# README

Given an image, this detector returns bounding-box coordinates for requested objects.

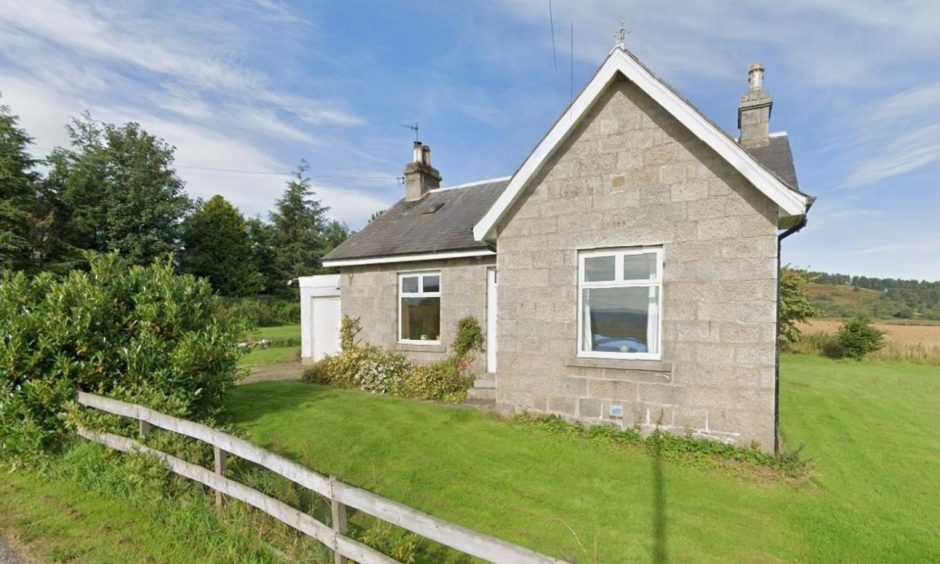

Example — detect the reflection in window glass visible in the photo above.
[581,287,658,354]
[584,255,616,282]
[423,275,440,293]
[400,297,441,342]
[623,253,657,281]
[401,276,419,293]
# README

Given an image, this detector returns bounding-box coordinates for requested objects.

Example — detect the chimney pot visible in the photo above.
[748,63,765,91]
[738,63,773,149]
[403,142,441,201]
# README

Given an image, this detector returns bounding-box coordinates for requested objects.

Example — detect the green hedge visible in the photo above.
[0,253,244,464]
[221,297,300,327]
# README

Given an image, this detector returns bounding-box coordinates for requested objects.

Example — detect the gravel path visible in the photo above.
[239,361,305,385]
[0,537,23,564]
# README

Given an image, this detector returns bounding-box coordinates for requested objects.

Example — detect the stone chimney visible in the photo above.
[404,141,441,201]
[737,63,773,149]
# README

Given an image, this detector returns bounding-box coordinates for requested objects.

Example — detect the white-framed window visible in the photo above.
[578,247,663,360]
[398,272,441,344]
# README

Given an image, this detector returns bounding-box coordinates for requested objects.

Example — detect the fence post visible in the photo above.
[214,446,227,509]
[329,475,348,564]
[139,420,151,437]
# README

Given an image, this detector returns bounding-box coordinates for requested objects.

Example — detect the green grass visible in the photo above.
[225,355,940,562]
[238,324,301,367]
[4,355,936,562]
[0,443,329,563]
[238,345,299,367]
[251,324,302,345]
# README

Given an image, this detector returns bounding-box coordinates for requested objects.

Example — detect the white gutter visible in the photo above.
[322,249,495,268]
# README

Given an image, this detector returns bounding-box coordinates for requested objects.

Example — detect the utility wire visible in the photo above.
[548,0,557,71]
[0,147,397,181]
[570,21,574,102]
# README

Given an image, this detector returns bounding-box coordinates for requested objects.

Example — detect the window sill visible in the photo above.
[395,343,446,353]
[566,356,673,373]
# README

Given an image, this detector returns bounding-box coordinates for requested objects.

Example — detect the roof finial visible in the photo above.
[613,18,629,50]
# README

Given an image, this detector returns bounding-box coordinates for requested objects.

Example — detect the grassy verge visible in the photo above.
[225,355,940,562]
[0,442,329,563]
[239,324,301,367]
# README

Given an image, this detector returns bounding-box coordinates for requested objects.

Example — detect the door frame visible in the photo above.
[486,267,498,373]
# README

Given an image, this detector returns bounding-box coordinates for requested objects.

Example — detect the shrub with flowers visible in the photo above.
[303,315,483,402]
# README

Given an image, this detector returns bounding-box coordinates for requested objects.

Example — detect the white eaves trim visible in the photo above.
[321,249,495,268]
[473,48,811,241]
[428,176,512,193]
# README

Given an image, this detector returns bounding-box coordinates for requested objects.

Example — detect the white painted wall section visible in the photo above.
[299,275,341,362]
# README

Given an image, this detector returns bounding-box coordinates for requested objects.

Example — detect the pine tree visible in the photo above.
[269,162,330,285]
[180,195,261,296]
[0,102,41,271]
[246,217,278,294]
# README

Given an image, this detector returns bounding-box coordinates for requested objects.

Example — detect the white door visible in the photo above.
[486,268,498,373]
[312,296,341,361]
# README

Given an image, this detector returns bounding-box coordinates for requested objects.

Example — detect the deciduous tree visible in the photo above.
[46,115,191,266]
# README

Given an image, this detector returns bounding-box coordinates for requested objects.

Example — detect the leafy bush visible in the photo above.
[452,316,484,358]
[304,315,477,402]
[837,316,885,359]
[399,358,469,402]
[221,297,300,327]
[821,336,849,359]
[0,253,244,464]
[779,267,815,343]
[352,350,411,395]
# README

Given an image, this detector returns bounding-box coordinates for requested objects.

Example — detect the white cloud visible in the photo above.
[0,0,390,226]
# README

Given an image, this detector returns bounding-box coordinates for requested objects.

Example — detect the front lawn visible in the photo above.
[226,355,940,562]
[239,324,300,367]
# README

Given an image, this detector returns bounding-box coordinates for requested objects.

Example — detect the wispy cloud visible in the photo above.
[0,0,386,225]
[853,239,940,257]
[844,123,940,187]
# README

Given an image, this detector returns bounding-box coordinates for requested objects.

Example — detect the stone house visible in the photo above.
[317,46,813,451]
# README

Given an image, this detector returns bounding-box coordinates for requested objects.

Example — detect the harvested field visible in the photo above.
[799,319,940,347]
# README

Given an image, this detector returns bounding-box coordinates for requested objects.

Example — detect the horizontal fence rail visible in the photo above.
[76,392,565,564]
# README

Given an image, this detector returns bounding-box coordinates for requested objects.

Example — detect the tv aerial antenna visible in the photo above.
[400,122,419,142]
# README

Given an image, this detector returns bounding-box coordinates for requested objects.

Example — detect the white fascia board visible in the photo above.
[473,49,810,241]
[428,176,513,193]
[321,249,495,268]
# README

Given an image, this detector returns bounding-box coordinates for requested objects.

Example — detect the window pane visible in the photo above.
[582,286,658,354]
[401,276,419,293]
[584,255,616,282]
[422,275,440,293]
[401,297,441,341]
[623,253,658,281]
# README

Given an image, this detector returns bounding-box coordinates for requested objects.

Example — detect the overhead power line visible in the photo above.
[0,147,397,181]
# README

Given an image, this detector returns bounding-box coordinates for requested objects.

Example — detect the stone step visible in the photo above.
[462,397,496,413]
[473,378,496,389]
[466,387,496,401]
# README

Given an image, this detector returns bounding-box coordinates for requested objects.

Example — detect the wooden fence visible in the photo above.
[75,392,566,564]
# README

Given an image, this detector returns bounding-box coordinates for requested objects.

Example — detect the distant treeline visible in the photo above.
[808,271,940,321]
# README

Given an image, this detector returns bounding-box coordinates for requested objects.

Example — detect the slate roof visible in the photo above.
[324,139,801,263]
[323,179,508,262]
[325,48,805,263]
[744,134,800,189]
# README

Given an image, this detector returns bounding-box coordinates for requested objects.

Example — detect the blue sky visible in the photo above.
[1,1,938,280]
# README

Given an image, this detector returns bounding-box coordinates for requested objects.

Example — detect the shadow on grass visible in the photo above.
[224,381,335,425]
[652,434,668,563]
